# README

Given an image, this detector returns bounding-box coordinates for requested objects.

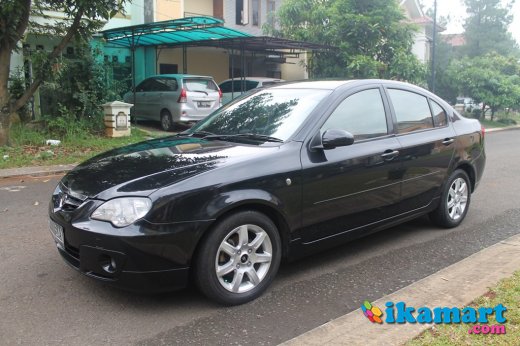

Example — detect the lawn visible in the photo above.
[0,125,165,169]
[407,270,520,346]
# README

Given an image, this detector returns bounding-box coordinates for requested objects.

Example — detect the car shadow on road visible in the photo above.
[83,215,443,310]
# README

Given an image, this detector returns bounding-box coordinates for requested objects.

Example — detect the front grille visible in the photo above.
[54,183,87,212]
[60,194,83,212]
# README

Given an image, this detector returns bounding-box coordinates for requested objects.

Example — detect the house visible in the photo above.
[11,0,438,118]
[400,0,444,64]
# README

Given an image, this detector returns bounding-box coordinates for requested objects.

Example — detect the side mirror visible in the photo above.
[311,129,354,150]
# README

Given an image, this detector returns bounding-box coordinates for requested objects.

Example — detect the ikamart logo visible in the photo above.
[361,301,507,335]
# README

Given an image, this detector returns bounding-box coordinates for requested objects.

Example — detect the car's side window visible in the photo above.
[156,78,178,91]
[430,99,448,127]
[322,89,388,140]
[388,89,434,134]
[219,81,232,93]
[136,80,151,92]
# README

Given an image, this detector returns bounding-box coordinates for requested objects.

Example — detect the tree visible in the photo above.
[463,0,519,57]
[446,53,520,118]
[267,0,425,83]
[0,0,127,146]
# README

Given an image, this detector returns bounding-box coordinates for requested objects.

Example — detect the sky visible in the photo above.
[420,0,520,44]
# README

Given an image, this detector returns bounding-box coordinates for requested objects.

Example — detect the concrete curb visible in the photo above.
[485,124,520,132]
[281,233,520,346]
[0,164,77,179]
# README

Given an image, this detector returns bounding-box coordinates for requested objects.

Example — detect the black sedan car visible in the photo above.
[49,80,485,305]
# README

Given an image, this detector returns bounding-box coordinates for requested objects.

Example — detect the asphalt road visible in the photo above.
[1,129,519,345]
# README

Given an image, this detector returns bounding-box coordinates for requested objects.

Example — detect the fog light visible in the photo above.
[99,255,117,274]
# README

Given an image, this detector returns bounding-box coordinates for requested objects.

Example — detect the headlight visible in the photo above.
[91,197,152,227]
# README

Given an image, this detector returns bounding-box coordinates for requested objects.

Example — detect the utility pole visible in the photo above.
[431,0,438,93]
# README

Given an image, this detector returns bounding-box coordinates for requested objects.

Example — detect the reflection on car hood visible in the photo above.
[61,136,275,199]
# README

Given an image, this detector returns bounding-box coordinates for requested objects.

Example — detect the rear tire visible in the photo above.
[429,169,471,228]
[195,211,281,305]
[160,110,173,131]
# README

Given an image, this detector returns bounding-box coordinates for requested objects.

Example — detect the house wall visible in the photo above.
[412,31,430,64]
[184,0,214,16]
[156,0,183,20]
[280,55,308,81]
[157,47,229,83]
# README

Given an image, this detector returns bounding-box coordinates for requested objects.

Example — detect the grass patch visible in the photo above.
[0,124,164,169]
[408,270,520,346]
[479,119,509,129]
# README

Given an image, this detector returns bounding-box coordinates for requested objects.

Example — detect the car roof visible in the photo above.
[148,74,215,80]
[269,79,430,92]
[219,77,284,84]
[269,80,355,90]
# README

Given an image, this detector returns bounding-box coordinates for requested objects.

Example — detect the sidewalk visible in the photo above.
[281,233,520,346]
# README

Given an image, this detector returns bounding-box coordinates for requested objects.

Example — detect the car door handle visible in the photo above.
[381,150,400,161]
[442,138,455,146]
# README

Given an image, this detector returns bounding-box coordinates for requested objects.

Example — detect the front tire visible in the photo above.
[430,169,471,228]
[195,211,281,305]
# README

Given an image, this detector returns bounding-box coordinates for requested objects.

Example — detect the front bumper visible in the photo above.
[49,192,213,293]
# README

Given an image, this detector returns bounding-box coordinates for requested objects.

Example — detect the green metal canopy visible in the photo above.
[101,16,253,48]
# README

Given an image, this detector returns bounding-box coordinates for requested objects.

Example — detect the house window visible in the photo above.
[252,0,260,26]
[236,0,249,25]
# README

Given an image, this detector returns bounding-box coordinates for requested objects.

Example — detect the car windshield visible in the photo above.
[186,88,331,142]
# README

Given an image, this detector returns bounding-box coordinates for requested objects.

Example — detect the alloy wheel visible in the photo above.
[215,224,273,294]
[447,177,468,221]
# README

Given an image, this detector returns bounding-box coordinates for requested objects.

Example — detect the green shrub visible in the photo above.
[497,118,517,125]
[472,108,482,119]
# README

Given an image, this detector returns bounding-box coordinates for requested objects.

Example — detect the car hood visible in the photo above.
[61,136,277,200]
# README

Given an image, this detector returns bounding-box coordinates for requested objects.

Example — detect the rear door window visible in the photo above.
[388,89,434,134]
[156,78,178,91]
[430,99,448,127]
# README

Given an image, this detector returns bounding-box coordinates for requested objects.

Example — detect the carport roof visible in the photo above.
[100,16,334,52]
[101,17,253,48]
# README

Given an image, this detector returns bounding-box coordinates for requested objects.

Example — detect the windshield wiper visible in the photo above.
[203,133,284,143]
[188,130,215,138]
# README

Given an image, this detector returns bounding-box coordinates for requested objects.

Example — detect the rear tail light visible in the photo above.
[481,124,485,140]
[218,87,222,100]
[177,88,187,103]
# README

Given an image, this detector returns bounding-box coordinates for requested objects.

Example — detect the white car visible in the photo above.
[219,77,284,105]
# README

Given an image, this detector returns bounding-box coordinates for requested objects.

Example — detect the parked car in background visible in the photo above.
[219,77,284,105]
[123,74,222,131]
[455,97,477,113]
[50,80,485,305]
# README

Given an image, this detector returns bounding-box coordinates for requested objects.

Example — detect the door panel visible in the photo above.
[385,88,456,212]
[396,126,456,212]
[298,87,403,243]
[300,137,403,243]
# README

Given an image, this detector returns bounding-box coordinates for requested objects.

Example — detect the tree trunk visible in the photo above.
[491,107,496,121]
[0,41,12,147]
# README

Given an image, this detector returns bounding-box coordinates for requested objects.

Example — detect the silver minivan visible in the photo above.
[124,74,222,130]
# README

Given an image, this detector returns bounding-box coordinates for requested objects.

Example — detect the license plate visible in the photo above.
[49,219,64,249]
[197,101,210,108]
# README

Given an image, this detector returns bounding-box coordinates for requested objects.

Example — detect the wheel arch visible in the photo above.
[194,200,292,262]
[454,162,476,192]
